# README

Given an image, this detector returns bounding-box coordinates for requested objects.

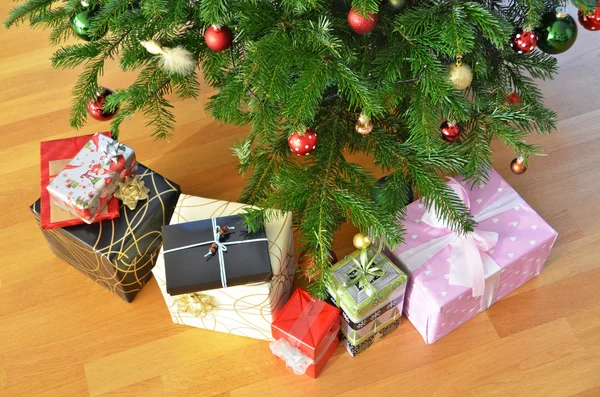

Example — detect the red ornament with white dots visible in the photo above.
[288,129,318,156]
[347,7,378,34]
[578,7,600,31]
[510,28,537,54]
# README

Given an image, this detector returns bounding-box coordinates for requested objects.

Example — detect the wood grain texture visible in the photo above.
[1,4,599,396]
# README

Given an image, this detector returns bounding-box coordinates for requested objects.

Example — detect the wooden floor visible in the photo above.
[2,6,600,397]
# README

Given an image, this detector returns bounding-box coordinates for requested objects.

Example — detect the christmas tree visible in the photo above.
[5,0,596,297]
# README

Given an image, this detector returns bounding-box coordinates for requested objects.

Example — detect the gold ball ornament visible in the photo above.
[447,61,473,90]
[510,157,527,174]
[355,114,373,135]
[353,233,372,250]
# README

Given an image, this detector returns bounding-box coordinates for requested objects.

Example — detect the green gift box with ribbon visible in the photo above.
[326,246,407,321]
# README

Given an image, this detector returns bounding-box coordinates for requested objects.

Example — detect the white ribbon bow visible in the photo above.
[269,338,314,376]
[398,178,524,309]
[163,217,269,289]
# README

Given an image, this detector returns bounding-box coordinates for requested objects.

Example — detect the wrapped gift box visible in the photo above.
[152,194,295,340]
[338,294,404,332]
[162,215,272,295]
[270,289,340,378]
[327,247,407,356]
[326,247,407,321]
[340,316,401,357]
[47,132,136,223]
[40,133,121,229]
[31,164,180,302]
[340,298,403,346]
[389,170,558,344]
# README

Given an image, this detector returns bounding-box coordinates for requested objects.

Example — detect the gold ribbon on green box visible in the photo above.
[342,245,387,297]
[327,237,407,319]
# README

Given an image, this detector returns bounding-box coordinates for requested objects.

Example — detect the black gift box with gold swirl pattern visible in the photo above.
[30,164,181,302]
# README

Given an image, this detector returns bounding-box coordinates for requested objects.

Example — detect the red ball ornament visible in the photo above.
[87,87,117,122]
[440,121,461,142]
[299,250,338,282]
[510,28,537,54]
[578,7,600,31]
[506,91,522,106]
[204,25,233,52]
[347,7,378,34]
[288,129,318,156]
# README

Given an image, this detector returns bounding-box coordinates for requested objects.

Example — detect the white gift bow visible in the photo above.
[269,338,314,375]
[163,217,269,288]
[397,178,524,308]
[269,327,339,376]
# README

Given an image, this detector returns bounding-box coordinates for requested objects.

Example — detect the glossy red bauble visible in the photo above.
[205,25,233,52]
[348,7,378,34]
[578,7,600,31]
[288,129,318,156]
[507,91,521,105]
[440,121,461,142]
[510,28,537,54]
[87,87,117,121]
[299,250,338,281]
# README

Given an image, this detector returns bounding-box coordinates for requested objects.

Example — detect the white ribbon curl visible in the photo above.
[397,178,524,310]
[270,326,339,375]
[269,338,314,375]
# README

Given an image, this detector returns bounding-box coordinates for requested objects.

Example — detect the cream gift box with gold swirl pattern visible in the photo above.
[152,194,295,340]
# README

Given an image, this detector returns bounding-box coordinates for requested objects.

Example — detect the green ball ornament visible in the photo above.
[535,7,578,54]
[71,7,106,41]
[389,0,407,11]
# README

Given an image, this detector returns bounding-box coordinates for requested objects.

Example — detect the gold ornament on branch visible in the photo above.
[355,113,374,135]
[114,175,150,210]
[447,58,473,90]
[353,233,372,250]
[510,156,527,174]
[175,293,215,318]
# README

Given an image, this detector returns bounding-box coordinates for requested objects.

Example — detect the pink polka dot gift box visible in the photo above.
[388,170,558,344]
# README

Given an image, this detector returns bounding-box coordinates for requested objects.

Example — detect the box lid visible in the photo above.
[326,247,407,320]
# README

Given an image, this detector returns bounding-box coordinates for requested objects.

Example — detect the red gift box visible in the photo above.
[40,132,120,230]
[270,288,340,378]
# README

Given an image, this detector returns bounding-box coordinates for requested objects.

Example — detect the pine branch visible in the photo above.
[4,0,55,28]
[69,31,129,129]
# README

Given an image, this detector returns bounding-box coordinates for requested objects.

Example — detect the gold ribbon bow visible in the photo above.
[175,293,215,318]
[114,175,150,210]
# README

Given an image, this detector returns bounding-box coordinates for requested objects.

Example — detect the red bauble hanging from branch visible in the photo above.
[288,129,318,156]
[205,25,233,52]
[578,6,600,31]
[87,87,118,121]
[507,91,521,105]
[510,28,537,54]
[440,121,461,142]
[347,7,378,34]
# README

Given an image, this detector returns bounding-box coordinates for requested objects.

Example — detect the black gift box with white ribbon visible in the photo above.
[162,214,272,295]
